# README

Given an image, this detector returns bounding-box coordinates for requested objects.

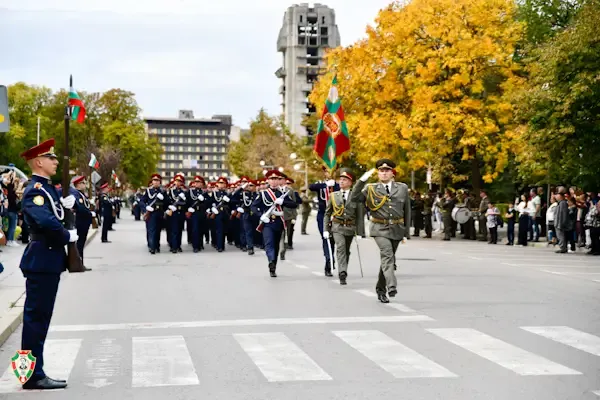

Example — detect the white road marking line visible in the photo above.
[132,336,199,387]
[428,328,581,376]
[354,290,417,313]
[521,326,600,357]
[468,256,482,260]
[234,332,332,382]
[311,271,323,277]
[592,390,600,397]
[294,264,309,269]
[441,251,453,255]
[0,339,82,393]
[50,315,435,332]
[539,269,570,276]
[332,279,340,284]
[84,338,121,388]
[333,330,456,378]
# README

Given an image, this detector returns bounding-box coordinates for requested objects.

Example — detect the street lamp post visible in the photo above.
[290,153,308,187]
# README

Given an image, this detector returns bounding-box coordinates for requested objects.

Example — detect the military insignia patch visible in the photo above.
[11,350,36,384]
[79,198,83,203]
[33,182,42,190]
[33,195,44,206]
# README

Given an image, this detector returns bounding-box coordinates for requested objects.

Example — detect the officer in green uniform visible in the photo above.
[439,189,455,241]
[324,168,365,285]
[300,188,311,235]
[351,159,411,303]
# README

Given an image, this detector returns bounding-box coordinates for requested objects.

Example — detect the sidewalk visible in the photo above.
[0,228,98,346]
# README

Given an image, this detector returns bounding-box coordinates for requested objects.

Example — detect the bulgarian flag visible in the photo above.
[313,76,351,172]
[88,153,99,169]
[112,170,120,187]
[68,75,86,124]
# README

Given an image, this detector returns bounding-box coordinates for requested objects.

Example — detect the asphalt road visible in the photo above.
[0,214,598,399]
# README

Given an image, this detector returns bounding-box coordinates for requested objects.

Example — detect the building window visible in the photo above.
[170,129,175,134]
[299,15,303,23]
[322,16,325,23]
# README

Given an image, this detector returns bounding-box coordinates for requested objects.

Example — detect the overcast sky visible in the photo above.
[0,0,391,128]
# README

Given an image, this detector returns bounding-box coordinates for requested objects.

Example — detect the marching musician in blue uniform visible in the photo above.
[70,175,93,271]
[132,188,143,221]
[309,167,340,276]
[18,138,77,390]
[233,178,257,255]
[252,169,299,277]
[99,182,113,243]
[143,173,165,254]
[186,176,208,253]
[211,177,231,252]
[165,174,187,253]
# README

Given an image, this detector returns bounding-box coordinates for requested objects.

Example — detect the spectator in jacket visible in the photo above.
[554,186,573,254]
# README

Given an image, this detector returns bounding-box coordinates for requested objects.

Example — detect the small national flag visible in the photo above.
[88,153,99,169]
[111,170,120,187]
[68,77,86,124]
[313,76,351,172]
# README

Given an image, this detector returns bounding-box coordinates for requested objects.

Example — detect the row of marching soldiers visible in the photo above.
[131,172,303,258]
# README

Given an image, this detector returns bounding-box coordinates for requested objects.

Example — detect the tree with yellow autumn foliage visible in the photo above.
[310,0,523,191]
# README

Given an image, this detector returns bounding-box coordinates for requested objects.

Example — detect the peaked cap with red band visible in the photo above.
[20,138,57,161]
[265,169,285,179]
[217,177,228,185]
[151,173,162,180]
[72,175,86,185]
[339,168,355,181]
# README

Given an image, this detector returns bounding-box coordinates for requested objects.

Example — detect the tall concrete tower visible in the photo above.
[276,3,341,138]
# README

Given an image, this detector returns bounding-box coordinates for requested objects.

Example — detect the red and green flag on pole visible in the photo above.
[313,76,351,172]
[68,76,86,124]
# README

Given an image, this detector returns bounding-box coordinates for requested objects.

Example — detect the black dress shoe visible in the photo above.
[47,376,66,383]
[339,273,347,285]
[150,249,156,254]
[377,293,389,303]
[280,253,286,260]
[22,377,67,390]
[388,287,397,297]
[248,249,254,255]
[324,269,333,277]
[268,261,277,277]
[83,266,92,271]
[177,248,182,253]
[101,240,112,243]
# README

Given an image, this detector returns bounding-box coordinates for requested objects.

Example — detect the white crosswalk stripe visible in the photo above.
[0,338,82,393]
[521,326,600,357]
[131,335,199,387]
[233,332,332,382]
[333,330,456,378]
[0,325,596,393]
[428,328,582,376]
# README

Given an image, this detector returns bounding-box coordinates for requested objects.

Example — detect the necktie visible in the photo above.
[385,185,390,195]
[343,191,346,205]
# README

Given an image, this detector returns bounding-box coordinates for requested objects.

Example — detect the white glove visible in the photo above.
[402,237,407,244]
[169,205,177,211]
[274,197,284,205]
[68,229,78,243]
[272,210,283,216]
[323,231,330,240]
[237,207,244,214]
[223,195,230,202]
[211,207,219,214]
[199,195,204,201]
[326,179,335,187]
[146,205,154,212]
[188,207,195,213]
[179,193,186,200]
[242,182,249,189]
[231,210,236,215]
[133,201,138,206]
[260,214,270,224]
[60,195,76,209]
[91,211,96,217]
[359,168,377,182]
[157,193,164,200]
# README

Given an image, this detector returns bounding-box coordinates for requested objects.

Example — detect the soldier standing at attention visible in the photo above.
[351,159,411,303]
[324,168,365,285]
[422,190,434,238]
[309,167,340,275]
[70,175,93,271]
[438,189,455,241]
[478,189,490,241]
[18,138,77,390]
[300,188,311,235]
[99,182,113,243]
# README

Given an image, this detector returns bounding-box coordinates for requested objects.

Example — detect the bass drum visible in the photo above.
[452,207,471,224]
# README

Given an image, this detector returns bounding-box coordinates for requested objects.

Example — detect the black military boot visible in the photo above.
[248,248,254,255]
[377,292,389,303]
[388,287,397,297]
[324,261,333,277]
[339,271,347,285]
[269,261,277,278]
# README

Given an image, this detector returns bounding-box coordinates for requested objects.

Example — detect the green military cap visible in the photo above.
[375,158,396,170]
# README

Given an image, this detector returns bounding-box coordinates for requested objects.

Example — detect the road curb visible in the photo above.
[0,228,98,347]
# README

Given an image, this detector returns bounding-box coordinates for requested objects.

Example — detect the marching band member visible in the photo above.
[279,177,302,260]
[143,174,166,254]
[211,177,231,252]
[70,175,93,271]
[186,176,208,253]
[166,174,187,253]
[324,168,365,285]
[252,169,298,277]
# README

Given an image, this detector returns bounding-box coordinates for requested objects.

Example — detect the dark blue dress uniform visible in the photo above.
[252,171,298,277]
[211,176,231,252]
[235,187,257,254]
[18,138,70,390]
[69,177,92,263]
[186,178,209,252]
[166,177,187,253]
[132,191,143,221]
[142,175,166,254]
[99,183,113,243]
[309,180,339,268]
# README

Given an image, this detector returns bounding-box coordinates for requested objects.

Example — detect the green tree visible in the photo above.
[514,0,600,188]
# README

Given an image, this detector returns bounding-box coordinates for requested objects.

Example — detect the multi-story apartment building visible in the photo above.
[145,110,232,181]
[276,3,341,138]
